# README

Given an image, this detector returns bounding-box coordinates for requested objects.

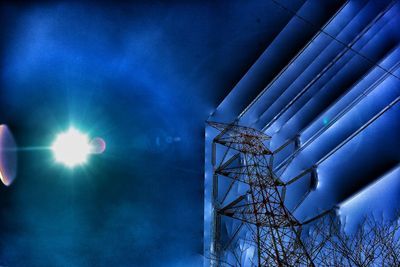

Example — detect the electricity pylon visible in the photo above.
[209,121,328,266]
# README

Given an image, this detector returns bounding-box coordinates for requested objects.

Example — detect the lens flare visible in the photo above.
[51,128,91,168]
[0,125,17,186]
[90,137,106,154]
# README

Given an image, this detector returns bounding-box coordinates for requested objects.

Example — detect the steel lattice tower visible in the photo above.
[209,121,330,266]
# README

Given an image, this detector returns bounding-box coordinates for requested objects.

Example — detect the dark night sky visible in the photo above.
[0,1,304,266]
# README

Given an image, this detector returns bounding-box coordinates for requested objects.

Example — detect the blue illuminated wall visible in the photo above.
[205,0,400,265]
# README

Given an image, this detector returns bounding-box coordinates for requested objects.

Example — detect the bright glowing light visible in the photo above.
[51,128,91,168]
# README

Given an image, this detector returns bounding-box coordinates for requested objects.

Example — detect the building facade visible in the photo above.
[204,0,400,265]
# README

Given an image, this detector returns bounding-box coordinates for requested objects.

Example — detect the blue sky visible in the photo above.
[0,1,300,266]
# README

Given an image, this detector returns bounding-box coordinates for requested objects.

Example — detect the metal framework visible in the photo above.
[209,121,329,266]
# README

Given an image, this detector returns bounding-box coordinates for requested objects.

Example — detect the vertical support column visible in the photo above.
[211,141,221,266]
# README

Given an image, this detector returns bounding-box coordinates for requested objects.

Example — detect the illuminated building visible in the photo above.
[204,0,400,265]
